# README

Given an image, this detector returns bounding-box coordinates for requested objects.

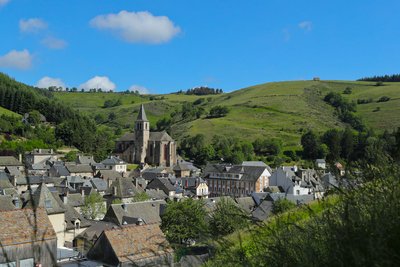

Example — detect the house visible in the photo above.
[269,167,312,196]
[321,172,339,190]
[203,161,272,198]
[315,159,326,170]
[87,223,174,266]
[22,183,67,247]
[27,162,51,176]
[65,163,94,177]
[14,175,56,194]
[115,104,177,167]
[0,156,24,170]
[49,164,70,178]
[95,169,123,187]
[76,155,97,165]
[63,204,91,248]
[140,166,172,181]
[106,177,144,204]
[25,148,58,166]
[0,208,57,266]
[103,200,166,226]
[65,175,85,191]
[176,177,208,199]
[173,159,200,178]
[101,155,127,173]
[74,220,118,255]
[146,177,179,199]
[89,177,109,194]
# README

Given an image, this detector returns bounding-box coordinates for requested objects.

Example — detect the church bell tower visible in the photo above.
[134,104,150,164]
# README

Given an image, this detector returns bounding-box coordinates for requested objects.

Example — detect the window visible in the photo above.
[164,144,168,160]
[45,199,52,208]
[296,190,300,195]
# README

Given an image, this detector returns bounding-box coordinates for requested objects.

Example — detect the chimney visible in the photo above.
[63,195,68,204]
[18,154,22,163]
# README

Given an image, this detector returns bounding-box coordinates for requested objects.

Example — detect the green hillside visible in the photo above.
[53,80,400,150]
[0,106,21,117]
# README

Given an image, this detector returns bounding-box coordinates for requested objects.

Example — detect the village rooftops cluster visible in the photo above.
[0,143,342,266]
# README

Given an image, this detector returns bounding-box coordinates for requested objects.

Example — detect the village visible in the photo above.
[0,105,344,267]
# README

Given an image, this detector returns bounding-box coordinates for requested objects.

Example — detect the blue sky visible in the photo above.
[0,0,399,93]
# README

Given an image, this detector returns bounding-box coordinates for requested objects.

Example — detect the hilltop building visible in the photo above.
[115,105,177,167]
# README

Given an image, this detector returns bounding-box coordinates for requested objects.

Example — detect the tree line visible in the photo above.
[358,73,400,82]
[176,86,223,95]
[0,73,114,160]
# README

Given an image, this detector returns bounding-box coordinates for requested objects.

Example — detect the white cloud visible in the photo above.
[0,49,32,70]
[79,76,116,91]
[298,21,312,32]
[129,84,149,94]
[19,18,47,33]
[41,36,67,49]
[36,76,65,89]
[90,10,181,44]
[0,0,10,7]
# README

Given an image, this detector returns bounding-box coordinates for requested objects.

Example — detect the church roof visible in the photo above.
[117,132,135,142]
[137,104,148,121]
[149,131,174,142]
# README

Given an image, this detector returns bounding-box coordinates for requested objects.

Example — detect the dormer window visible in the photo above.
[75,220,80,230]
[45,199,52,208]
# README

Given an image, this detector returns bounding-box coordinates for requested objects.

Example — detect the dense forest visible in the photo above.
[358,73,400,82]
[0,73,114,160]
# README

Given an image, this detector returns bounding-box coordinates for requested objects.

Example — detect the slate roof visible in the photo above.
[316,159,326,164]
[0,195,17,211]
[27,148,54,155]
[5,166,24,178]
[66,164,93,174]
[91,178,108,191]
[51,165,70,177]
[101,156,126,166]
[88,223,173,265]
[117,132,135,142]
[64,204,91,230]
[141,167,170,181]
[0,171,13,189]
[16,175,55,185]
[76,220,117,242]
[96,170,123,181]
[146,178,175,195]
[30,162,51,170]
[76,155,97,165]
[67,175,85,184]
[66,193,85,207]
[252,199,273,221]
[173,160,200,172]
[235,197,256,214]
[23,183,66,214]
[0,208,56,246]
[145,189,168,200]
[149,131,174,142]
[109,177,144,198]
[0,156,23,166]
[137,104,148,121]
[176,177,206,189]
[103,200,166,226]
[204,163,271,182]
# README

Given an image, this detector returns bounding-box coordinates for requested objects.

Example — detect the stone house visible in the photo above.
[101,155,127,173]
[203,161,272,198]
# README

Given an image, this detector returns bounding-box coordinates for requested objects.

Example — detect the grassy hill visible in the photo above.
[53,80,400,150]
[0,106,21,117]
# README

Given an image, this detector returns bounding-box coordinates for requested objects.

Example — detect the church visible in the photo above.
[115,104,177,167]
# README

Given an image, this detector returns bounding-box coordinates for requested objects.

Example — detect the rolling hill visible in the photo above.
[53,80,400,150]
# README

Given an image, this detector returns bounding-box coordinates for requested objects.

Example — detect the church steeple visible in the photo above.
[137,104,148,121]
[134,104,150,164]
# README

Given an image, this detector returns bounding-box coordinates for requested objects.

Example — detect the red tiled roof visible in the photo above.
[104,223,173,263]
[0,208,56,246]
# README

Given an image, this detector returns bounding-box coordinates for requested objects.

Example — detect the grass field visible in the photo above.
[0,106,21,117]
[54,80,400,150]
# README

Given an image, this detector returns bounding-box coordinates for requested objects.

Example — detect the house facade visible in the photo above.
[115,105,177,167]
[203,162,272,198]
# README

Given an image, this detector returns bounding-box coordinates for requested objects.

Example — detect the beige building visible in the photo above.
[115,105,177,167]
